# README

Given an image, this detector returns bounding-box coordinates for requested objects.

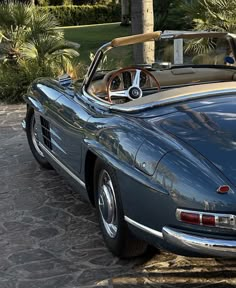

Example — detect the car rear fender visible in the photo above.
[83,139,168,192]
[155,148,236,212]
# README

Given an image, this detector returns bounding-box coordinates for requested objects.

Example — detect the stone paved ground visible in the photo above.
[1,104,236,288]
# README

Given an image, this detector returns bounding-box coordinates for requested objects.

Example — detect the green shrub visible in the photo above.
[48,0,64,6]
[0,2,80,103]
[153,0,191,31]
[40,3,121,26]
[0,61,53,103]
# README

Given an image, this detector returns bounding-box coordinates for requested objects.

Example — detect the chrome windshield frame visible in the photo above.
[82,42,112,89]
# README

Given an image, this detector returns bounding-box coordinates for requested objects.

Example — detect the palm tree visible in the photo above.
[183,0,236,54]
[0,1,80,103]
[189,0,236,33]
[121,0,130,26]
[131,0,154,64]
[0,1,79,75]
[184,0,236,34]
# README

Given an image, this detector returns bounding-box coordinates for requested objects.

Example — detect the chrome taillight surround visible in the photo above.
[176,208,236,230]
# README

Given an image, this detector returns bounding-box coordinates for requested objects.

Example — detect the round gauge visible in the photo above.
[111,76,121,90]
[140,72,147,87]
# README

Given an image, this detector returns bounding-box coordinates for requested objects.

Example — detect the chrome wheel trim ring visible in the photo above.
[30,114,45,158]
[98,169,118,238]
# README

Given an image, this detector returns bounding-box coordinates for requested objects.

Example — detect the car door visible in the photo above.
[46,93,90,178]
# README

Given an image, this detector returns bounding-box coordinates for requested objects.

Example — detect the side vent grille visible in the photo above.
[40,116,52,150]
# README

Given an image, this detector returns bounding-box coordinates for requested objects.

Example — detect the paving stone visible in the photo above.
[77,268,127,286]
[3,221,31,232]
[29,227,59,240]
[8,249,55,265]
[67,203,94,217]
[8,259,79,280]
[0,280,17,288]
[18,275,74,288]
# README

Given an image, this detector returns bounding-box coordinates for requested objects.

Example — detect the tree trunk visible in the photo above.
[121,0,130,26]
[131,0,154,64]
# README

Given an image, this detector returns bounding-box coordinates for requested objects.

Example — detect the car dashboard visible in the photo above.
[87,66,236,103]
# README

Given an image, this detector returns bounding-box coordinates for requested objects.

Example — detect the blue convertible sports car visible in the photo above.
[23,31,236,258]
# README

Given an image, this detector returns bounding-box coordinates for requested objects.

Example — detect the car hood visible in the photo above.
[152,100,236,186]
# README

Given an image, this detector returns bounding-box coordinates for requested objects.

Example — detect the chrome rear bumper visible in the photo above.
[163,226,236,257]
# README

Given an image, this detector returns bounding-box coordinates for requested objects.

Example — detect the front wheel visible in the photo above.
[94,159,147,258]
[26,108,52,169]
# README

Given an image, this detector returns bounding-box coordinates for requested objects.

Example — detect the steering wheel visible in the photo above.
[106,67,161,103]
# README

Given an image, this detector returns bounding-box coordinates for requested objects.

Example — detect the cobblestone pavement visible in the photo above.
[1,104,236,288]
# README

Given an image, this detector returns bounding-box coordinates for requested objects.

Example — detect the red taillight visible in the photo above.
[217,185,230,194]
[202,214,215,226]
[180,212,200,225]
[177,209,235,230]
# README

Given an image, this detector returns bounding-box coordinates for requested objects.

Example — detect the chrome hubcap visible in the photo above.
[98,170,118,238]
[30,114,44,158]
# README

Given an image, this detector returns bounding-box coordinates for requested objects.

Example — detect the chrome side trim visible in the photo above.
[21,119,26,131]
[82,87,111,107]
[39,143,86,189]
[163,226,236,257]
[124,216,163,239]
[110,89,236,113]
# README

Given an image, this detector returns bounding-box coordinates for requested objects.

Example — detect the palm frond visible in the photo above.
[29,9,62,41]
[185,38,216,55]
[47,40,80,55]
[184,0,236,54]
[0,1,32,30]
[0,1,81,79]
[48,48,79,59]
[20,42,38,60]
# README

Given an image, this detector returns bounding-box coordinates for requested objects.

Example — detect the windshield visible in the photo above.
[97,36,234,72]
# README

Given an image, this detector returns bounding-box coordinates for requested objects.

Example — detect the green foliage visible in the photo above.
[63,23,131,65]
[0,61,54,104]
[184,0,236,33]
[153,0,191,31]
[0,1,80,103]
[71,0,113,4]
[40,3,121,26]
[36,0,112,5]
[183,0,236,55]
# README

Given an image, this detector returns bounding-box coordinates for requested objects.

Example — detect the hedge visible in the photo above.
[40,4,121,26]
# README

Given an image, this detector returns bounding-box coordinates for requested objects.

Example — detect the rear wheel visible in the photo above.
[94,159,147,258]
[26,108,52,169]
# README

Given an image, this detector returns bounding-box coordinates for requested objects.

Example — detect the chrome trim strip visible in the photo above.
[110,89,236,113]
[82,87,111,107]
[163,226,236,257]
[39,143,86,189]
[82,42,112,88]
[124,216,163,239]
[176,208,236,230]
[21,119,26,131]
[161,31,228,40]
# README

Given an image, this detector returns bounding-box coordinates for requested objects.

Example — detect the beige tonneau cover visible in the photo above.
[110,82,236,113]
